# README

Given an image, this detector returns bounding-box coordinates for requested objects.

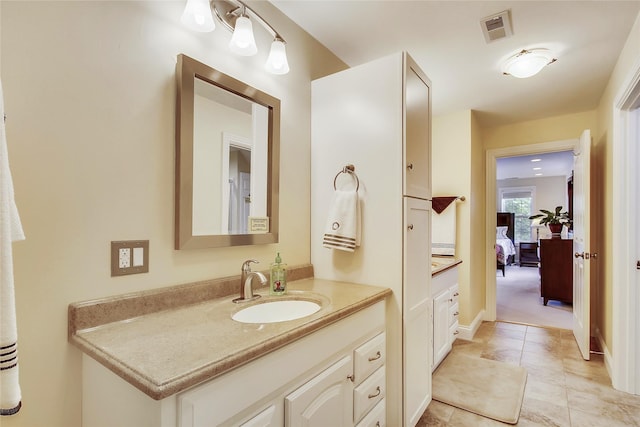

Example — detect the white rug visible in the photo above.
[497,265,572,329]
[433,353,528,424]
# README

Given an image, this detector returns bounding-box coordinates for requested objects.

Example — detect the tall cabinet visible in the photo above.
[311,52,432,427]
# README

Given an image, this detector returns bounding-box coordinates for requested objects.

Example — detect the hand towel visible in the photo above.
[0,79,25,416]
[432,199,456,256]
[322,190,360,252]
[432,196,458,214]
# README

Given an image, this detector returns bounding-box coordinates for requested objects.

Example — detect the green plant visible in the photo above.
[529,206,572,227]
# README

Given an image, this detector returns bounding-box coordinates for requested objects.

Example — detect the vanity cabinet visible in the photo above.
[82,301,385,427]
[311,51,432,427]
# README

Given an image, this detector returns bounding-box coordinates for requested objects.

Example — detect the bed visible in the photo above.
[496,212,516,276]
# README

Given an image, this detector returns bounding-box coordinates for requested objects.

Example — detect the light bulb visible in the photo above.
[229,16,257,56]
[181,0,215,32]
[264,39,290,75]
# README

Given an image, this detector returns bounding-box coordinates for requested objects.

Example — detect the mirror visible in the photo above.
[175,54,280,249]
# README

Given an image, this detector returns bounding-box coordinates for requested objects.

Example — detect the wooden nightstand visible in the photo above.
[519,242,540,267]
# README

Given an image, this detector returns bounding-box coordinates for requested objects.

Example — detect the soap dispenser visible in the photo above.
[270,252,287,295]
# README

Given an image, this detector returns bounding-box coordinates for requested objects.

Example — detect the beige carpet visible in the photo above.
[432,352,528,424]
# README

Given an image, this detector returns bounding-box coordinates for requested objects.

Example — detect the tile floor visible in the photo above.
[419,321,640,426]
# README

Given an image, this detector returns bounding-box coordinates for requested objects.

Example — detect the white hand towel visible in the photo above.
[0,79,25,416]
[323,190,360,252]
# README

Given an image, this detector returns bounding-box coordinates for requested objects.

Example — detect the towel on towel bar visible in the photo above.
[432,199,456,256]
[0,79,25,416]
[323,190,360,252]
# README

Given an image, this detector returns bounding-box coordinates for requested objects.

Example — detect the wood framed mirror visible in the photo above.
[175,54,280,249]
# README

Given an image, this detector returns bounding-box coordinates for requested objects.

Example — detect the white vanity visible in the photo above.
[69,269,390,427]
[431,257,461,371]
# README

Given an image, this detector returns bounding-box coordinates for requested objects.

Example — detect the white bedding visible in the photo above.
[496,238,516,265]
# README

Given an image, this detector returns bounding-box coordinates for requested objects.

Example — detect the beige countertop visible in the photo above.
[431,256,462,276]
[69,269,390,401]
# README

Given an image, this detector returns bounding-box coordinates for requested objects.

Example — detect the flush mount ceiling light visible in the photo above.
[181,0,290,75]
[502,49,557,78]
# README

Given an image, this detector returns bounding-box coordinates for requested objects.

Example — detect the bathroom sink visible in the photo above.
[232,299,321,324]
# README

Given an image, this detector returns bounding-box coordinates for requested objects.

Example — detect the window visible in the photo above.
[499,187,535,243]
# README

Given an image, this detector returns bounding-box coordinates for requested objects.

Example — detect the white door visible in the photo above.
[573,129,592,360]
[285,355,353,427]
[403,197,431,426]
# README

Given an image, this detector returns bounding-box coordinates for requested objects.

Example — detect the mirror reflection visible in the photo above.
[176,54,280,249]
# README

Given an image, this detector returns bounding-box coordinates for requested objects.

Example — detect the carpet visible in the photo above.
[432,353,528,424]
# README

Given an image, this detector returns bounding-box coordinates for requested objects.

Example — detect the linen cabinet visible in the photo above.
[311,51,432,427]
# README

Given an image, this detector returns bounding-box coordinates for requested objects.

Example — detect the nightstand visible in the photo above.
[519,242,540,267]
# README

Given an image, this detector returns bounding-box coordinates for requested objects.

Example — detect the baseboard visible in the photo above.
[457,309,485,341]
[594,327,613,382]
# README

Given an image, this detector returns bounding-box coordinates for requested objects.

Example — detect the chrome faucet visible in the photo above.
[233,259,266,303]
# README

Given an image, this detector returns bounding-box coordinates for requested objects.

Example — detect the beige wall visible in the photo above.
[469,111,486,323]
[0,2,345,426]
[594,12,640,352]
[433,110,476,325]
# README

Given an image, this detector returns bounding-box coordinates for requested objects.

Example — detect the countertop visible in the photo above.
[69,270,390,400]
[431,256,462,276]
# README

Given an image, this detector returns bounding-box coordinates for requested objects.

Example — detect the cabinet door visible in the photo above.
[404,55,431,199]
[433,290,452,369]
[239,405,277,427]
[285,355,353,427]
[403,197,431,426]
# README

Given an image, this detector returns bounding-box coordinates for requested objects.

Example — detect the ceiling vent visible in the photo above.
[480,10,513,43]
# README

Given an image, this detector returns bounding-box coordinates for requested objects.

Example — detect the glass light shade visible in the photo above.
[181,0,215,32]
[264,40,290,75]
[229,16,257,56]
[503,49,555,78]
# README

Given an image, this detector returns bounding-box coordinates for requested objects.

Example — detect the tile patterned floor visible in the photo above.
[419,321,640,426]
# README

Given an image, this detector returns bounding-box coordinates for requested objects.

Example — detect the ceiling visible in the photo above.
[270,0,640,128]
[496,151,574,180]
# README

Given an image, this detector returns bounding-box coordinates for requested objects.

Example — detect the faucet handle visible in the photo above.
[242,259,259,272]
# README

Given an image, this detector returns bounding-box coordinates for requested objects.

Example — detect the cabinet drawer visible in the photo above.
[354,398,386,427]
[449,321,459,343]
[353,333,385,384]
[450,285,459,304]
[449,303,459,327]
[353,366,386,423]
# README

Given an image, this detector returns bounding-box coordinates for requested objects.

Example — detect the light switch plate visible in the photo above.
[111,240,149,277]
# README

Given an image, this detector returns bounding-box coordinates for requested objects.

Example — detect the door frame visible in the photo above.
[611,58,640,394]
[485,139,578,321]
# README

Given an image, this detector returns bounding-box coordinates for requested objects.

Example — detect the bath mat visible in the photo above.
[432,353,527,424]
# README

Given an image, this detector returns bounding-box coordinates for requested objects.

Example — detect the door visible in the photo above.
[285,355,353,427]
[573,129,592,360]
[403,197,431,426]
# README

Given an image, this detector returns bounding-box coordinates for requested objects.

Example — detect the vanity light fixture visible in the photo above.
[502,48,557,78]
[181,0,290,75]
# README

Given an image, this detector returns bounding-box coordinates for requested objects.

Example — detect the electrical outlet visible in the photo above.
[119,248,131,268]
[111,240,149,277]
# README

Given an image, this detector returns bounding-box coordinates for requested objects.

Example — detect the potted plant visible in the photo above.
[529,206,571,238]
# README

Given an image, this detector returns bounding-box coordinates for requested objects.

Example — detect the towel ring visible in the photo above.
[333,164,360,192]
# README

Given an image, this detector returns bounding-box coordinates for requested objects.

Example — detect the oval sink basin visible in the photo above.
[232,300,321,324]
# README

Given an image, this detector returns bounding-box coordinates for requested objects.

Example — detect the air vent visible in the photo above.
[480,10,513,43]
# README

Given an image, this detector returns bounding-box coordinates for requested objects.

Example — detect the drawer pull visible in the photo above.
[448,298,453,302]
[375,423,380,427]
[453,311,459,316]
[453,292,459,297]
[368,386,381,399]
[368,351,382,362]
[347,374,355,382]
[453,330,459,335]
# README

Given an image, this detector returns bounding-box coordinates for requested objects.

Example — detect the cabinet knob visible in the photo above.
[407,224,414,230]
[347,374,355,382]
[407,163,414,170]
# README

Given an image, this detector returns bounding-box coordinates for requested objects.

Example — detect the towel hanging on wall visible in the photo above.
[0,79,26,416]
[323,165,361,252]
[432,196,459,256]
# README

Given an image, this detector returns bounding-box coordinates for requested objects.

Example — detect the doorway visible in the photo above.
[495,151,574,329]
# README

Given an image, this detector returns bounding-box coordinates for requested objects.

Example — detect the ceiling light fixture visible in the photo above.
[181,0,289,75]
[531,158,542,162]
[502,49,556,78]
